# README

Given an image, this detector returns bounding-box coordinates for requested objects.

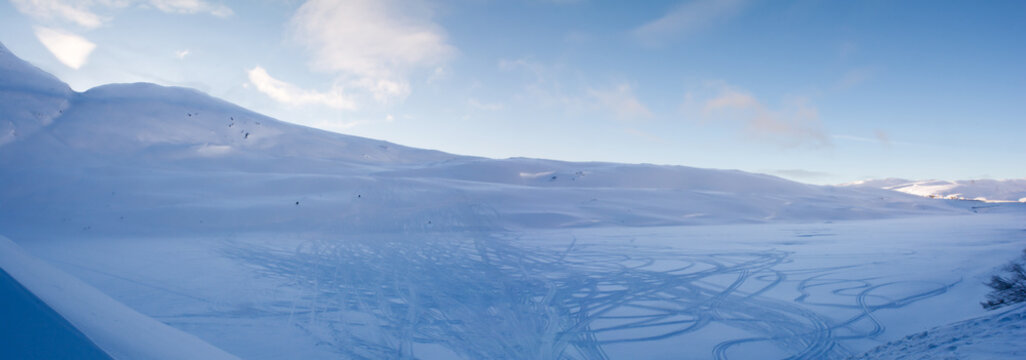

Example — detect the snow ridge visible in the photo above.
[0,236,239,360]
[0,42,73,146]
[844,178,1026,203]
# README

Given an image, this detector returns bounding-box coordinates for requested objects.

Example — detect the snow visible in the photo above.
[0,236,239,360]
[12,213,1026,359]
[1,41,1025,359]
[852,303,1026,359]
[0,267,111,360]
[844,178,1026,203]
[0,42,72,146]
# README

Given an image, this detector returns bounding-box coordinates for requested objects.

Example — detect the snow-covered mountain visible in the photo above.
[3,42,1024,360]
[0,41,962,238]
[0,41,73,147]
[844,178,1026,203]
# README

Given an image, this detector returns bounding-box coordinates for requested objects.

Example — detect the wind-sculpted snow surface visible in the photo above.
[221,232,958,359]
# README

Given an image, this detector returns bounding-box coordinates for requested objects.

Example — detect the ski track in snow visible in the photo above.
[221,233,954,360]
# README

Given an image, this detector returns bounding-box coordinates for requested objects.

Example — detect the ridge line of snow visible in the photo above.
[0,235,240,360]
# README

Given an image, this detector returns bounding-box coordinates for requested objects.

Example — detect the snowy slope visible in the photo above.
[0,41,971,238]
[0,42,72,146]
[0,41,966,237]
[3,41,1025,360]
[0,268,111,360]
[844,178,1026,203]
[851,303,1026,359]
[0,236,239,360]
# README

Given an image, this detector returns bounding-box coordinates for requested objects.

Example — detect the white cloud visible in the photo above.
[687,82,830,148]
[175,49,190,59]
[426,66,448,84]
[247,66,356,110]
[11,0,105,28]
[837,67,874,89]
[587,84,652,120]
[498,58,556,80]
[11,0,232,28]
[468,98,504,111]
[704,88,757,110]
[633,0,747,45]
[289,0,455,103]
[498,58,655,122]
[146,0,232,17]
[34,26,96,69]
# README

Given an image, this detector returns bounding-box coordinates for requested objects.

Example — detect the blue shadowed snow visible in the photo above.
[0,268,111,360]
[217,231,961,359]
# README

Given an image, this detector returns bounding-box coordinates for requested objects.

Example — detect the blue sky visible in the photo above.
[2,0,1023,184]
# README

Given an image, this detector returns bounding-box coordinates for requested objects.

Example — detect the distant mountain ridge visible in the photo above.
[843,178,1026,203]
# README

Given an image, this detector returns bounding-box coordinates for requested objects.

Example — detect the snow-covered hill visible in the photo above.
[3,41,1024,359]
[844,178,1026,203]
[0,42,72,146]
[851,304,1026,359]
[0,40,964,237]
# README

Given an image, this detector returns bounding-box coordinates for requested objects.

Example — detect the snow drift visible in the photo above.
[0,236,238,359]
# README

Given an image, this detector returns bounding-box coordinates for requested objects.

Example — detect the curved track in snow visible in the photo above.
[224,233,955,360]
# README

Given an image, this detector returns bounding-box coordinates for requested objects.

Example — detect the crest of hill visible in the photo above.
[0,42,73,146]
[0,41,967,233]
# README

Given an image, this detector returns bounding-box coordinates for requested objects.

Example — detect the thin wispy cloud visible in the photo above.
[833,131,898,147]
[833,134,874,143]
[467,98,504,111]
[247,66,356,110]
[496,57,576,109]
[685,82,831,148]
[625,127,669,144]
[289,0,455,103]
[33,26,96,69]
[11,0,233,28]
[633,0,748,45]
[147,0,232,17]
[837,67,874,89]
[175,49,190,59]
[498,58,654,122]
[11,0,104,28]
[587,84,652,120]
[498,58,544,77]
